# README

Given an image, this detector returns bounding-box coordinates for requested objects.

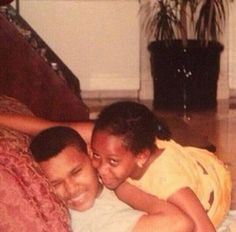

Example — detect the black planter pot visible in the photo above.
[148,40,224,111]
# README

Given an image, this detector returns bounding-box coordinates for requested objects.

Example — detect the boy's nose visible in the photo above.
[65,179,77,197]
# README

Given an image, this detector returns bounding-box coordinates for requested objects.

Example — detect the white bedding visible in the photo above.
[217,211,236,232]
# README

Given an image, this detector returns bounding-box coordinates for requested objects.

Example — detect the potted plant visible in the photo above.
[140,0,232,110]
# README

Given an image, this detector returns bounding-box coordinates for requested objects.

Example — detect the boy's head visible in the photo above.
[91,101,171,190]
[30,126,101,212]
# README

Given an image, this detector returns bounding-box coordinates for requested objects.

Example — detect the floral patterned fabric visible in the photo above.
[0,95,72,232]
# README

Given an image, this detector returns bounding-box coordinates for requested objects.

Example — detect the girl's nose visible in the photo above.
[91,157,109,176]
[91,158,101,169]
[97,163,109,176]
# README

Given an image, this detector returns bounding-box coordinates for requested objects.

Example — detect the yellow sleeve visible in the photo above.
[128,141,199,200]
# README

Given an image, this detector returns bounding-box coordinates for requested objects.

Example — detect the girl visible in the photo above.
[90,101,231,232]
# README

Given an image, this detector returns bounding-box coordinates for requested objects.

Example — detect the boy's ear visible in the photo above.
[136,149,150,168]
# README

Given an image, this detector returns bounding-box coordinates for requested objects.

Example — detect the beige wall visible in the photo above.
[19,0,140,98]
[18,0,233,100]
[228,2,236,90]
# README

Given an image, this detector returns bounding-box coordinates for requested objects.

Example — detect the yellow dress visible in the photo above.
[128,139,232,228]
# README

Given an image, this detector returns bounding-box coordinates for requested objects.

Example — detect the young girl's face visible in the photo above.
[91,130,143,190]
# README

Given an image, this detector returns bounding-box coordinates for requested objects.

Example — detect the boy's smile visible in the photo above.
[39,145,102,211]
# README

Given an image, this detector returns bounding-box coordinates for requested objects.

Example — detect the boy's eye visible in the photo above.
[72,167,81,176]
[51,181,62,188]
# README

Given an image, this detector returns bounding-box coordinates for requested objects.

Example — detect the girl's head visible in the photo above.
[91,101,171,189]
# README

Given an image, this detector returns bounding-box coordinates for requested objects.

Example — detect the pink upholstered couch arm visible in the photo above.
[0,95,72,232]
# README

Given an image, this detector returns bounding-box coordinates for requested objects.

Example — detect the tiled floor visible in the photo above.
[85,98,236,210]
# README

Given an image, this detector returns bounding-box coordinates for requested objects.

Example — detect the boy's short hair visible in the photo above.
[30,126,87,162]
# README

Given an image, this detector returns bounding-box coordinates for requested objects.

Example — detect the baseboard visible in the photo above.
[230,89,236,97]
[81,90,139,99]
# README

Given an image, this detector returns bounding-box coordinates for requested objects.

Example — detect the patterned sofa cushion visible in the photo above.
[0,95,72,232]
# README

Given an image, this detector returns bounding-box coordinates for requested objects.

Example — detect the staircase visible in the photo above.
[0,5,89,121]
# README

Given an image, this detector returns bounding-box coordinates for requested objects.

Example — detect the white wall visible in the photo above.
[19,0,140,96]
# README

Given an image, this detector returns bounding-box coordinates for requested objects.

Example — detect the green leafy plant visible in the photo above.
[140,0,232,47]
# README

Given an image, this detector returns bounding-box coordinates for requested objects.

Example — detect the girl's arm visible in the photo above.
[116,182,194,232]
[132,212,194,232]
[0,113,94,144]
[168,187,216,232]
[116,182,215,232]
[115,182,188,216]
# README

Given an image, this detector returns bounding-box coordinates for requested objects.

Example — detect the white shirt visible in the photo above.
[70,187,144,232]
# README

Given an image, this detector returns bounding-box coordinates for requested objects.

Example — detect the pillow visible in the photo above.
[0,95,72,232]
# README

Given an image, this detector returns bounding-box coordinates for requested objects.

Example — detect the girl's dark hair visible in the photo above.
[30,126,87,162]
[93,101,171,154]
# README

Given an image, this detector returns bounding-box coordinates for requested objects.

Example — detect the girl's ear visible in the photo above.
[136,149,151,168]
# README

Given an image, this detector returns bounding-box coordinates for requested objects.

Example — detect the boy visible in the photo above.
[30,126,193,232]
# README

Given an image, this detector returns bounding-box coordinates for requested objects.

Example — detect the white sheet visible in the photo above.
[217,210,236,232]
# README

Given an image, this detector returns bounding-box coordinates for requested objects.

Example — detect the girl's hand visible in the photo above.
[168,187,216,232]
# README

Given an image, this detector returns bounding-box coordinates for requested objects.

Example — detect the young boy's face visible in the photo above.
[39,145,101,212]
[91,130,141,190]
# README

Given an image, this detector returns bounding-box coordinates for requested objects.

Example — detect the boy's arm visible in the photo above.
[0,113,94,144]
[168,187,216,232]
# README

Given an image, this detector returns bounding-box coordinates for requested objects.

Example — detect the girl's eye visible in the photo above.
[92,152,100,160]
[109,159,119,166]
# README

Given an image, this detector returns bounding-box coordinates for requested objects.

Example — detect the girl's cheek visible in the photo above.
[91,158,99,168]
